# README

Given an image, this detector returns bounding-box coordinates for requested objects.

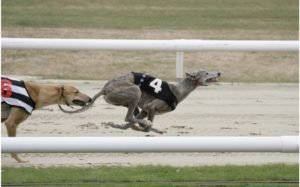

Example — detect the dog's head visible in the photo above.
[60,85,92,107]
[186,70,221,86]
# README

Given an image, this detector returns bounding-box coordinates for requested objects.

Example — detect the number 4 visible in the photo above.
[149,78,162,93]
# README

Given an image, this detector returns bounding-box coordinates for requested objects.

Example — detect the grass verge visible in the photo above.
[2,0,298,31]
[2,164,299,186]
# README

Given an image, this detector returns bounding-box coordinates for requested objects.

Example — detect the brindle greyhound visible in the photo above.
[59,70,221,134]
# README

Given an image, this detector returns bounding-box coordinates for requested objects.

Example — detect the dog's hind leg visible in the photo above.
[107,110,150,131]
[107,109,145,127]
[105,109,163,134]
[103,85,152,130]
[4,107,29,163]
[1,103,11,122]
[133,107,140,117]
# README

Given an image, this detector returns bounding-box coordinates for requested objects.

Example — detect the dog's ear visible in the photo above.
[61,85,65,94]
[57,85,64,96]
[185,72,197,80]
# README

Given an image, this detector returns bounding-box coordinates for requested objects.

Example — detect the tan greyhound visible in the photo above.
[1,77,91,163]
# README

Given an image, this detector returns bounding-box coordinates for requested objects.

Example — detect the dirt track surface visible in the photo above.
[2,78,299,167]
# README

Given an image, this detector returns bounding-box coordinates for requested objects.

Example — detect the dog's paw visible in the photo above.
[101,122,114,128]
[151,128,166,134]
[138,120,152,130]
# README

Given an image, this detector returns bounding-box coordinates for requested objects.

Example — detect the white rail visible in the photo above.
[2,136,299,153]
[2,38,299,79]
[2,38,299,51]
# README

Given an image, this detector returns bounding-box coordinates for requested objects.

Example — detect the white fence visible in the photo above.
[2,38,299,79]
[2,136,299,153]
[2,38,299,154]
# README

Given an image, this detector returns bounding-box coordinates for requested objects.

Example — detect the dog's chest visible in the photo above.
[132,72,177,110]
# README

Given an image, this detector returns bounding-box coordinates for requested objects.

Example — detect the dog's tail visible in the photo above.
[58,90,104,114]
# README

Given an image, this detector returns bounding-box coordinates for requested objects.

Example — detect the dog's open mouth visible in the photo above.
[206,77,218,83]
[72,99,88,106]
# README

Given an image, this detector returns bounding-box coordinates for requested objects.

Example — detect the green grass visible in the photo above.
[2,0,298,30]
[2,164,299,186]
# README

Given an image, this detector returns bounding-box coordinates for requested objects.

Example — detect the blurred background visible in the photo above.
[2,0,299,82]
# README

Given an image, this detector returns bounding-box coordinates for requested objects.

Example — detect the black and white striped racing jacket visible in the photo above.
[1,76,35,114]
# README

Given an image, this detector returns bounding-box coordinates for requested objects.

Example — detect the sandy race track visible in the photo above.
[1,78,299,167]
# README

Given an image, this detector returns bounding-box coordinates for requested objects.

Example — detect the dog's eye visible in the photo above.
[75,90,79,94]
[206,72,209,76]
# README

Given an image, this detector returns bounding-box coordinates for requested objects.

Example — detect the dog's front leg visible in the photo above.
[127,110,158,133]
[136,110,151,130]
[145,110,166,134]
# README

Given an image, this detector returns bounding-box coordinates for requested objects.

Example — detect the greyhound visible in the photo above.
[1,77,92,163]
[59,70,221,134]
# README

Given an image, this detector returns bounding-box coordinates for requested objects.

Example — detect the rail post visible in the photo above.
[176,51,184,80]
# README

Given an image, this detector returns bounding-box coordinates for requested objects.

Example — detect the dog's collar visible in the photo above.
[189,79,199,86]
